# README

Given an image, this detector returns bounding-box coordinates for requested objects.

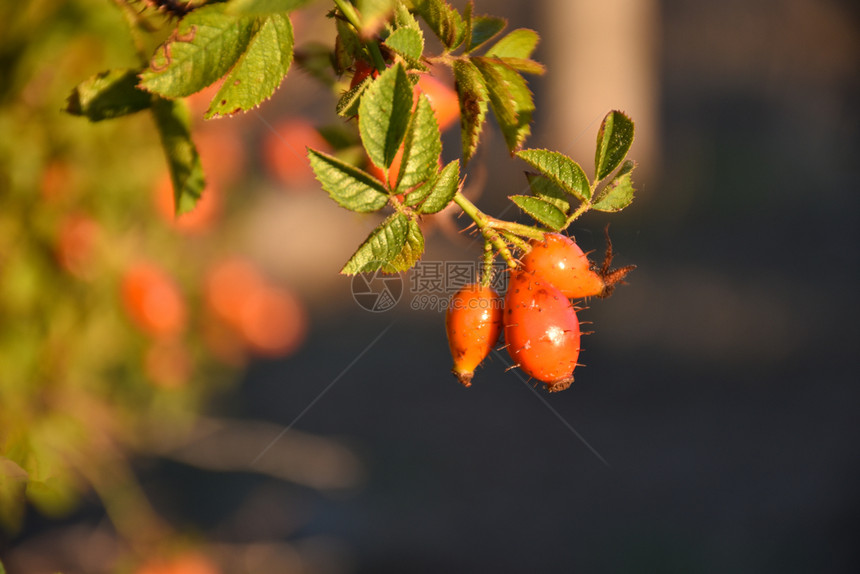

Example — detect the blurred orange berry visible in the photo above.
[237,284,307,357]
[415,74,460,132]
[205,258,306,357]
[262,119,331,188]
[121,262,187,338]
[205,258,265,326]
[136,551,220,574]
[56,214,99,278]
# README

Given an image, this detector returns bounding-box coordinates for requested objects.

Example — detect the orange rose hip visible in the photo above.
[504,270,581,392]
[445,284,503,387]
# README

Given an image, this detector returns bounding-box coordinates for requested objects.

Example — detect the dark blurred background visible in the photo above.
[3,0,859,572]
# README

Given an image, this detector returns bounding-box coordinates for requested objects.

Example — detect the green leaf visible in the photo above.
[510,195,566,230]
[525,172,570,214]
[384,27,424,64]
[516,149,590,201]
[595,110,635,181]
[495,56,545,75]
[473,57,535,152]
[228,0,313,15]
[396,94,442,193]
[334,18,363,73]
[151,97,205,215]
[411,0,465,50]
[452,59,488,165]
[139,4,256,99]
[206,14,294,118]
[472,58,516,127]
[467,15,506,52]
[418,159,460,213]
[388,218,425,272]
[485,28,539,59]
[342,213,409,274]
[592,159,635,212]
[65,68,151,121]
[336,77,371,118]
[394,2,422,30]
[308,148,389,212]
[359,63,413,169]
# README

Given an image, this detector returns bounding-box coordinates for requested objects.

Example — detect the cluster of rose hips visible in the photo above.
[445,230,635,392]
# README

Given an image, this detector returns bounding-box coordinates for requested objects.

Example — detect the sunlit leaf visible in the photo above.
[418,160,460,213]
[473,57,534,152]
[308,148,389,212]
[592,159,636,212]
[452,59,488,165]
[139,4,256,98]
[341,213,409,274]
[336,77,372,118]
[384,26,424,64]
[359,63,413,169]
[485,28,539,59]
[388,217,425,272]
[525,172,570,214]
[206,14,294,118]
[396,94,442,193]
[510,195,566,230]
[595,110,635,181]
[467,15,506,52]
[516,148,590,201]
[411,0,465,50]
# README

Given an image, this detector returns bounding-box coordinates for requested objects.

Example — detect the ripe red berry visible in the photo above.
[504,270,581,392]
[445,284,503,387]
[521,231,636,299]
[520,233,605,298]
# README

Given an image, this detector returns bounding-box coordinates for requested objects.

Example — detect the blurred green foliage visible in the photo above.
[0,0,238,544]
